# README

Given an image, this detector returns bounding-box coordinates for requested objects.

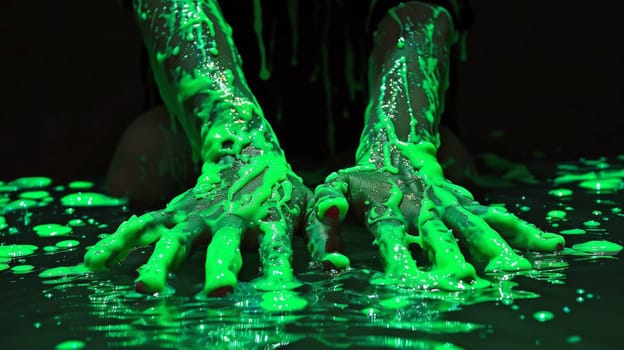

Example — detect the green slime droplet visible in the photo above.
[546,210,567,220]
[0,244,38,258]
[572,240,623,254]
[68,219,86,227]
[68,181,94,190]
[548,188,573,197]
[55,340,85,350]
[33,224,72,237]
[9,177,52,190]
[533,310,554,322]
[566,335,582,344]
[579,178,622,192]
[583,220,600,228]
[0,216,8,230]
[559,228,585,235]
[60,192,126,207]
[19,190,50,200]
[56,240,80,248]
[39,264,91,278]
[2,199,39,212]
[11,264,35,274]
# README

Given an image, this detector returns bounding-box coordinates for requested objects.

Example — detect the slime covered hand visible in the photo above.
[306,143,565,290]
[85,0,311,296]
[85,149,310,295]
[304,2,563,290]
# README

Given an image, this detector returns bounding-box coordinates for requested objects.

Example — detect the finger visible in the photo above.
[305,172,350,269]
[438,181,474,205]
[441,201,532,273]
[472,205,565,251]
[368,218,423,282]
[203,214,246,296]
[417,197,484,290]
[254,218,303,291]
[135,214,207,293]
[84,212,170,270]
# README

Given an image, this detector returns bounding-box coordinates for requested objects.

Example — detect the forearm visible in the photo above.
[132,0,284,164]
[356,2,456,176]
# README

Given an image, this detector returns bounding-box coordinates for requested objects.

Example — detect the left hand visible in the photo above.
[305,145,564,290]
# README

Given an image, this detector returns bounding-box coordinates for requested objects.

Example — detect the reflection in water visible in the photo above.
[3,155,624,348]
[35,263,561,349]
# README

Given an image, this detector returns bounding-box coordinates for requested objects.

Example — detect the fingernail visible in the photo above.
[324,206,339,221]
[135,281,148,294]
[209,286,233,297]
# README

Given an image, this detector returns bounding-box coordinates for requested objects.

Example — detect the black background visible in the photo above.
[2,0,623,181]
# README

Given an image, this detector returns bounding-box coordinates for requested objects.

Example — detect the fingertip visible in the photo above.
[135,281,148,293]
[208,286,233,297]
[324,205,339,221]
[321,252,350,270]
[317,197,348,223]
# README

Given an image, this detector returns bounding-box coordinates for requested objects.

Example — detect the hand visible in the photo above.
[84,149,310,295]
[305,143,565,290]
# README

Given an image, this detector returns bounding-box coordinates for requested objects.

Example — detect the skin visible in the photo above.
[85,0,565,294]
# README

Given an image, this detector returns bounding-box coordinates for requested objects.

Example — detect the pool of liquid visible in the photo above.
[1,156,623,349]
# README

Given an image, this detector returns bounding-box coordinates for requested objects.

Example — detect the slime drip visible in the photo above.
[252,0,270,80]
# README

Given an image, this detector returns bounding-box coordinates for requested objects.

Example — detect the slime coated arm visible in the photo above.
[85,0,310,295]
[306,2,565,290]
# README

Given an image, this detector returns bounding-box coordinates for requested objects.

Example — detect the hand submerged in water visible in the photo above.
[306,142,565,290]
[84,148,310,296]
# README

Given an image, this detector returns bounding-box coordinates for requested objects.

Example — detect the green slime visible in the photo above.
[61,192,126,207]
[33,224,72,237]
